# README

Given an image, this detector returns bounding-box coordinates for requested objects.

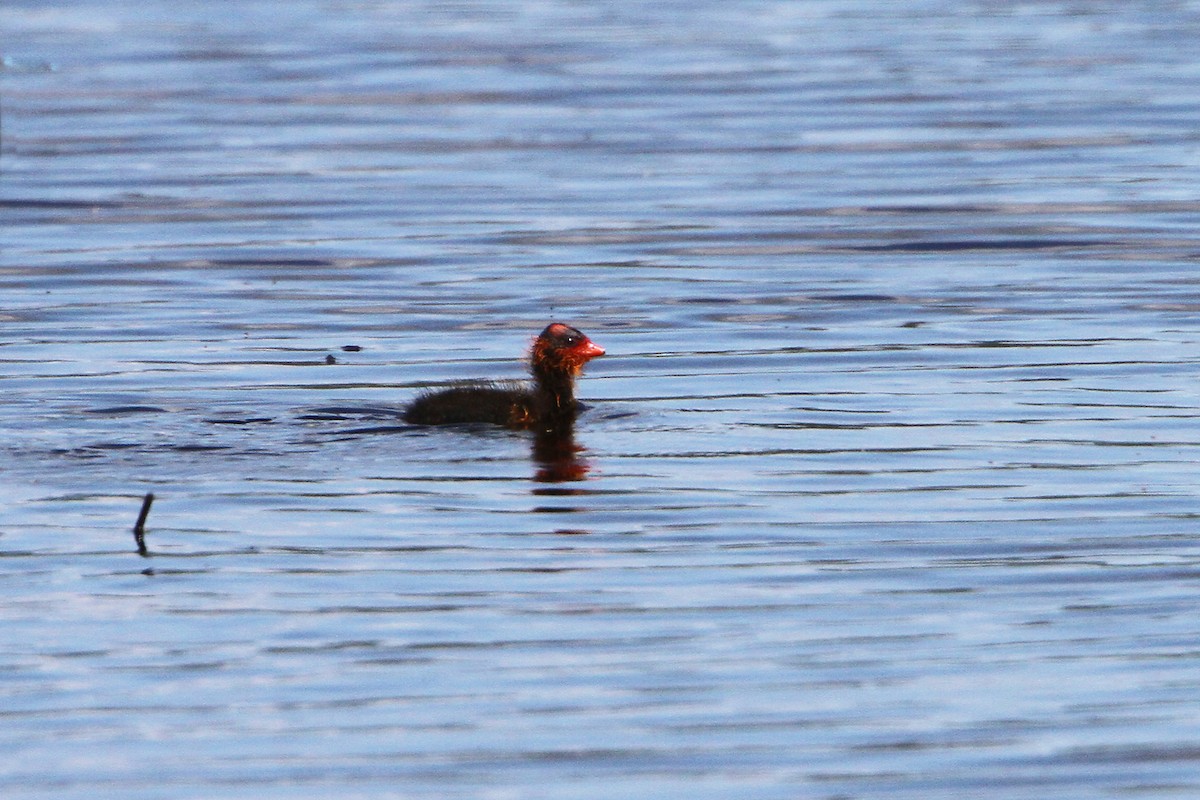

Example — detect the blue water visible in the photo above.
[5,1,1200,797]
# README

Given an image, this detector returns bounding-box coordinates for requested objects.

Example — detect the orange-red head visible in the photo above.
[531,323,605,378]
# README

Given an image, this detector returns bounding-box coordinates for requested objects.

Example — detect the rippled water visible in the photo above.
[5,1,1200,797]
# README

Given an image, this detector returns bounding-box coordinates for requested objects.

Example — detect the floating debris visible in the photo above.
[133,493,154,556]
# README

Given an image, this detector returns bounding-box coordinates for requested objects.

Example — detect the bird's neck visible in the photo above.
[532,366,578,424]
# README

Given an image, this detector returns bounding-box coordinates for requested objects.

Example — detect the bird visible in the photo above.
[402,323,605,432]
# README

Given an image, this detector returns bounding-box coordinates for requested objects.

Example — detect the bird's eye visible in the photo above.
[563,335,578,345]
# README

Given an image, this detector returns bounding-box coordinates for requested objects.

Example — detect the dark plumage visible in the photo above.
[403,323,605,431]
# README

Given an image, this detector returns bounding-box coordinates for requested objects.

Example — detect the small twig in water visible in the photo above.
[133,492,154,556]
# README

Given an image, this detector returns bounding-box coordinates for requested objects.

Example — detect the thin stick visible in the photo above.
[133,492,154,556]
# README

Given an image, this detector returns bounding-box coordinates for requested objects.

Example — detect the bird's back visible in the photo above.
[402,381,534,427]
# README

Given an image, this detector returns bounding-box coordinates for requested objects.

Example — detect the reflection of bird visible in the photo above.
[403,323,606,431]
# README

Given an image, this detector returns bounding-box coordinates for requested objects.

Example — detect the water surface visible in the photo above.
[4,1,1200,798]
